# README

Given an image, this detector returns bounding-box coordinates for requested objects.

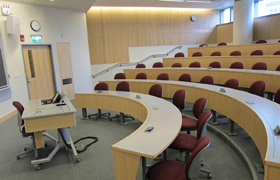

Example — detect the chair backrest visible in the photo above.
[217,42,227,46]
[209,61,221,68]
[116,81,130,92]
[174,52,185,57]
[192,52,202,57]
[157,73,169,80]
[250,50,263,56]
[114,73,126,79]
[193,98,208,119]
[249,80,266,97]
[276,64,280,71]
[149,84,163,98]
[199,44,208,47]
[94,82,109,91]
[178,73,191,82]
[172,89,187,111]
[171,63,182,68]
[210,51,221,56]
[273,51,280,55]
[200,76,214,85]
[135,73,147,79]
[152,62,164,68]
[185,136,211,180]
[224,79,239,90]
[135,64,146,68]
[230,62,243,69]
[229,51,241,56]
[189,62,201,68]
[274,88,280,104]
[12,101,24,127]
[252,62,267,70]
[255,40,267,44]
[196,110,212,139]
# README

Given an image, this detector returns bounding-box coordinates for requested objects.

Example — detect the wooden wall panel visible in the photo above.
[254,14,280,41]
[217,23,233,43]
[86,7,220,65]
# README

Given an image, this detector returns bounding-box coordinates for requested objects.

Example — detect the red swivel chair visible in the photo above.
[250,50,263,56]
[178,73,191,82]
[199,44,208,47]
[146,136,211,180]
[224,79,239,90]
[114,73,126,79]
[200,76,214,85]
[135,64,146,68]
[88,83,110,120]
[189,62,201,68]
[135,73,147,79]
[210,51,221,56]
[230,62,243,69]
[174,52,185,57]
[255,40,267,44]
[192,52,202,57]
[249,81,266,97]
[152,62,164,68]
[273,51,280,55]
[274,88,280,104]
[278,40,280,43]
[252,62,267,70]
[157,73,169,80]
[171,63,182,68]
[276,65,280,71]
[217,42,227,46]
[149,84,163,98]
[209,61,221,68]
[181,97,208,134]
[229,51,241,56]
[172,89,187,112]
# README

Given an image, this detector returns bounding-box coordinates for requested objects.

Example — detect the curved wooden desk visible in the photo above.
[163,56,280,71]
[123,68,280,93]
[75,91,182,180]
[99,79,280,180]
[188,42,280,56]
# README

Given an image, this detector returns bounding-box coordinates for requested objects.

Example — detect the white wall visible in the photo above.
[0,1,92,118]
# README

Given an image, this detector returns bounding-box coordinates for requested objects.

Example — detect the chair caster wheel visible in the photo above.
[75,157,81,163]
[34,164,41,171]
[201,162,204,166]
[24,148,27,151]
[207,173,212,179]
[17,156,20,160]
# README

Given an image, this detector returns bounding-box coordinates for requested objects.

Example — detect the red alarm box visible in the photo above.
[20,35,24,42]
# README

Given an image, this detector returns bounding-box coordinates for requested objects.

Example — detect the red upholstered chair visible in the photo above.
[181,98,208,134]
[146,136,211,180]
[88,83,110,120]
[189,62,201,68]
[178,73,191,82]
[209,61,221,68]
[273,51,280,55]
[199,44,208,47]
[135,64,146,68]
[229,51,241,56]
[157,73,169,80]
[135,72,147,79]
[274,88,280,104]
[192,52,202,57]
[217,42,227,46]
[250,50,263,56]
[249,80,266,97]
[152,62,164,68]
[171,63,182,68]
[255,40,267,44]
[224,79,239,90]
[149,84,163,98]
[276,65,280,71]
[210,51,221,56]
[230,62,243,69]
[114,73,126,79]
[174,52,185,57]
[172,89,187,112]
[200,76,214,85]
[278,40,280,43]
[252,62,267,70]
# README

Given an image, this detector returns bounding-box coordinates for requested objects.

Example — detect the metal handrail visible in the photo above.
[92,45,183,78]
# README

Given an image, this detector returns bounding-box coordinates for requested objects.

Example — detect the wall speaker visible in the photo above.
[7,16,20,35]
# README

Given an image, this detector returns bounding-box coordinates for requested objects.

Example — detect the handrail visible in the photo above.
[91,45,183,78]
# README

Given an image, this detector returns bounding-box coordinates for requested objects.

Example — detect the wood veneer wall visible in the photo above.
[217,23,233,43]
[254,14,280,41]
[86,7,219,65]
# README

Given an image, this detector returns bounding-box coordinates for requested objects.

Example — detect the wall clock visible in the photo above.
[30,20,41,32]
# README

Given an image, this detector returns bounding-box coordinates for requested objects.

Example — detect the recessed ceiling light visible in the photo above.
[50,0,55,2]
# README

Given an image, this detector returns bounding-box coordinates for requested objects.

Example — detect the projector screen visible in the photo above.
[0,49,9,90]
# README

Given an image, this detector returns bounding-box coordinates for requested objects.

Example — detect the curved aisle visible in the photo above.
[99,79,280,180]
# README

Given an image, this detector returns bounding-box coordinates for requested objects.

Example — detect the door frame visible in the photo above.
[21,44,58,100]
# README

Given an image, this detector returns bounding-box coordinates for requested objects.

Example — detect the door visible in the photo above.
[57,43,75,100]
[23,45,55,100]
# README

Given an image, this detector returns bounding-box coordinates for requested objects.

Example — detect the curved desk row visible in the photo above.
[99,79,280,180]
[123,68,280,94]
[163,56,280,71]
[188,42,280,57]
[75,91,182,180]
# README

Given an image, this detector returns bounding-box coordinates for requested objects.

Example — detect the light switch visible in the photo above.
[17,73,21,78]
[14,73,17,78]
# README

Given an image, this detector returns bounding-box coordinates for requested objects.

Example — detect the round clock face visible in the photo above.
[30,20,41,31]
[190,14,197,22]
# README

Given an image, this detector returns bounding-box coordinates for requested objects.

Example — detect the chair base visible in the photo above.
[88,109,110,120]
[110,113,134,125]
[17,135,38,160]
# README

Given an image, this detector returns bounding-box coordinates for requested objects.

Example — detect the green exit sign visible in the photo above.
[31,35,42,43]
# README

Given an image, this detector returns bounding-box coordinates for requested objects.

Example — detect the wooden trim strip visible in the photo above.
[0,110,17,123]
